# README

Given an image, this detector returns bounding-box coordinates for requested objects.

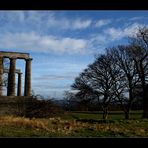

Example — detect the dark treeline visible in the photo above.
[63,26,148,120]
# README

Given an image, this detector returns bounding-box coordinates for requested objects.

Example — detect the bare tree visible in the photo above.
[71,71,99,111]
[108,45,140,119]
[88,54,117,119]
[72,53,120,119]
[63,91,77,111]
[70,26,148,119]
[128,27,148,118]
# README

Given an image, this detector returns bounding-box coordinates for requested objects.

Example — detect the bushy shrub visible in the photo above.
[24,97,63,118]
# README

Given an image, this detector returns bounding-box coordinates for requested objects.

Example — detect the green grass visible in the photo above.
[60,110,143,120]
[0,125,48,137]
[0,110,147,137]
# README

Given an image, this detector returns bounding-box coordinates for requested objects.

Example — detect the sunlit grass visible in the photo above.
[0,111,148,137]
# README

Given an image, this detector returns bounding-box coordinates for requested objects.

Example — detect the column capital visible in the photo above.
[9,57,17,60]
[18,72,22,75]
[25,58,33,61]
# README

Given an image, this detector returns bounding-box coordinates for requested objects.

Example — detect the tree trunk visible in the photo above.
[143,85,148,118]
[138,61,148,118]
[103,107,108,120]
[124,110,130,119]
[124,87,133,119]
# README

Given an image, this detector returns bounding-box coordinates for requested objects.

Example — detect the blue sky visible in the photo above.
[0,11,148,99]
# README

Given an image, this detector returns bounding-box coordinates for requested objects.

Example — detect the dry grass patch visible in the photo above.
[0,116,49,131]
[0,116,91,136]
[0,116,148,137]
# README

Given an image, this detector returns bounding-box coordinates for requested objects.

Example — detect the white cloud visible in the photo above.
[104,23,144,41]
[0,11,92,31]
[0,11,92,32]
[34,74,75,80]
[123,23,144,37]
[104,28,123,40]
[95,19,111,28]
[47,17,92,30]
[129,16,148,21]
[85,23,147,53]
[72,19,92,29]
[90,34,107,44]
[0,32,88,54]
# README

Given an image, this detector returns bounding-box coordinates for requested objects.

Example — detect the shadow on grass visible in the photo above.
[76,118,115,124]
[70,113,114,123]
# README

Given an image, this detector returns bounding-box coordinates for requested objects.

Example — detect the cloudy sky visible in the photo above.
[0,11,148,99]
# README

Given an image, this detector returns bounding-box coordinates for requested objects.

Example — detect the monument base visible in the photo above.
[0,96,33,116]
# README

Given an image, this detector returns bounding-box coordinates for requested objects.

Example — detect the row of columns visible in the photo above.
[4,68,22,96]
[0,57,32,96]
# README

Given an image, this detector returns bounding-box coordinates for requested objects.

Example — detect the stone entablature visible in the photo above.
[0,51,30,59]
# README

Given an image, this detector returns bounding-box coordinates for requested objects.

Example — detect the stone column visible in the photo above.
[17,72,22,96]
[7,58,16,96]
[24,58,32,96]
[0,57,3,96]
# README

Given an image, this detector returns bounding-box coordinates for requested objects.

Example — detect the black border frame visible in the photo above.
[0,0,148,10]
[0,0,148,146]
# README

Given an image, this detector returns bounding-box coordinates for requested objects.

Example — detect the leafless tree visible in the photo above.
[128,26,148,118]
[71,71,99,111]
[70,26,148,119]
[63,91,77,111]
[108,45,139,119]
[72,53,121,119]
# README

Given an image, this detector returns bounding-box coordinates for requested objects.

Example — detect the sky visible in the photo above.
[0,10,148,99]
